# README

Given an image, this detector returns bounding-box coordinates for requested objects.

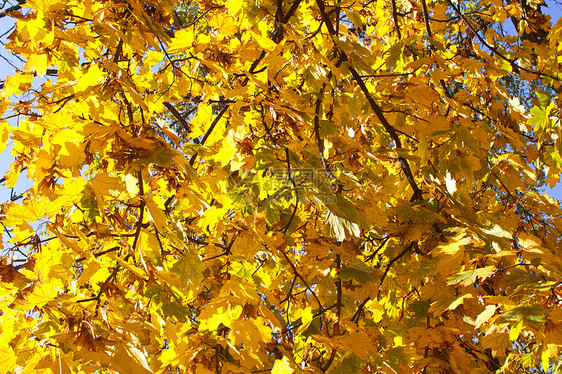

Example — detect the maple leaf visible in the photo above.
[0,0,562,372]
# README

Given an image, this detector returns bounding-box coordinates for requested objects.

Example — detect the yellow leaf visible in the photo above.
[272,356,294,374]
[101,59,148,110]
[77,260,101,287]
[168,28,194,53]
[541,344,557,371]
[474,305,496,329]
[339,331,378,360]
[0,309,18,347]
[190,104,213,139]
[156,117,181,145]
[25,53,49,76]
[195,364,214,374]
[253,33,277,52]
[480,331,509,355]
[75,64,104,92]
[298,307,313,334]
[447,266,496,287]
[434,235,472,255]
[52,228,85,255]
[366,299,385,323]
[213,132,237,168]
[108,254,146,279]
[198,304,243,331]
[108,342,152,374]
[541,347,549,372]
[0,346,18,373]
[447,293,473,311]
[90,173,123,196]
[26,0,62,12]
[0,72,34,98]
[209,15,239,36]
[155,270,181,287]
[509,319,524,341]
[225,0,244,14]
[230,319,270,352]
[15,282,59,309]
[124,174,140,195]
[144,194,167,232]
[3,196,57,228]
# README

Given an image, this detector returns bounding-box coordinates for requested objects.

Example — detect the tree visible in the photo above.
[0,0,562,372]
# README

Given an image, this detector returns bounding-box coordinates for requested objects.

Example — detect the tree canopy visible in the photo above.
[1,0,562,372]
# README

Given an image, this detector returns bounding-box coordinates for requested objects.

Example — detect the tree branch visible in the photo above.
[321,347,337,372]
[351,297,370,323]
[379,242,415,290]
[0,0,26,18]
[276,243,324,310]
[283,0,303,23]
[188,105,228,166]
[334,254,342,334]
[420,0,433,38]
[316,0,423,201]
[313,85,340,191]
[391,0,402,39]
[163,101,197,141]
[75,246,120,263]
[77,171,146,315]
[272,0,285,43]
[446,0,560,82]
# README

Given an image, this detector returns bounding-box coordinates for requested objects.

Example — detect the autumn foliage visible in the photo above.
[1,0,562,372]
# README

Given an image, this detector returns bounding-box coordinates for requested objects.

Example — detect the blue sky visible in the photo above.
[0,1,561,204]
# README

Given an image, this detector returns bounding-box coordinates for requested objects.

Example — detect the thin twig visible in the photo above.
[316,0,423,201]
[163,102,197,139]
[0,0,26,19]
[379,242,415,289]
[446,0,560,82]
[75,246,120,263]
[276,243,324,310]
[188,105,228,166]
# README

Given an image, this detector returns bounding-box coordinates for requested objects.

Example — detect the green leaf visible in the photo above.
[170,250,203,291]
[409,300,431,318]
[447,266,495,286]
[339,260,376,284]
[501,305,547,324]
[327,354,363,374]
[528,105,548,132]
[385,346,409,366]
